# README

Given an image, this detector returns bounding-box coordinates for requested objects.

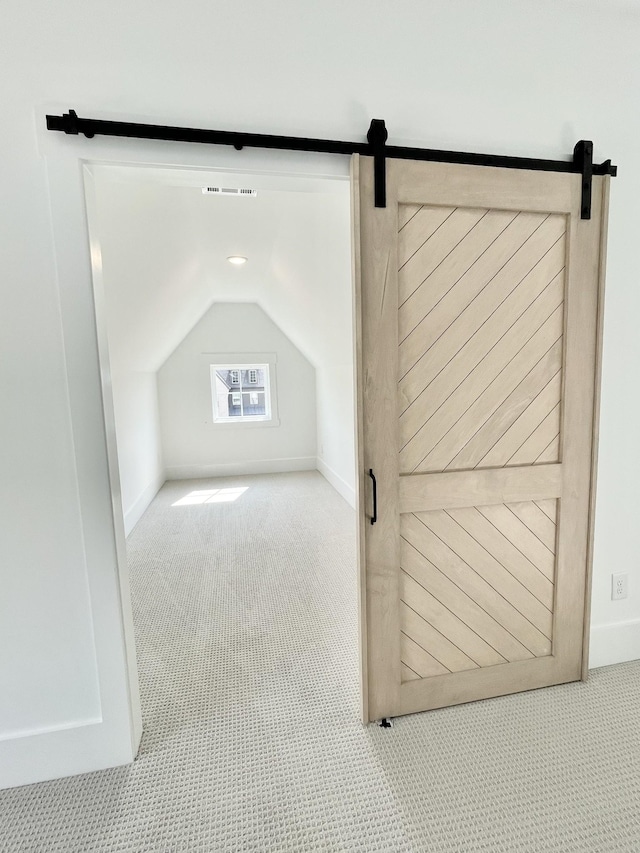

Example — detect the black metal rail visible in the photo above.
[46,110,617,217]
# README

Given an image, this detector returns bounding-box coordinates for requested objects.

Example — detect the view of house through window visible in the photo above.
[211,364,271,422]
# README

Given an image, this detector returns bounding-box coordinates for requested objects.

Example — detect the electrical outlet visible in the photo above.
[611,572,629,601]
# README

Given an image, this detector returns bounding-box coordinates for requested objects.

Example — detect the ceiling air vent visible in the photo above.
[202,187,257,197]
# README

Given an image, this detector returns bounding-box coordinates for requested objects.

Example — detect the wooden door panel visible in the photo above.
[402,571,507,668]
[403,507,553,651]
[440,346,563,471]
[354,155,608,722]
[399,204,567,476]
[398,214,564,392]
[401,499,558,675]
[398,211,547,350]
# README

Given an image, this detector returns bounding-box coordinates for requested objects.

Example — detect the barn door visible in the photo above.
[352,155,609,722]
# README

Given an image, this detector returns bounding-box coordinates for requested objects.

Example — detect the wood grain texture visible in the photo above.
[398,206,566,474]
[357,157,403,721]
[399,208,487,304]
[550,171,603,672]
[398,655,577,716]
[508,501,557,550]
[395,160,575,213]
[350,155,369,724]
[449,342,563,471]
[355,156,606,721]
[416,507,554,642]
[398,208,526,346]
[402,572,507,667]
[401,515,538,662]
[399,464,562,513]
[401,632,450,680]
[400,527,533,660]
[582,175,610,679]
[401,601,479,673]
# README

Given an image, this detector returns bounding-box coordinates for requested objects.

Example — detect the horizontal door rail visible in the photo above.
[45,110,617,215]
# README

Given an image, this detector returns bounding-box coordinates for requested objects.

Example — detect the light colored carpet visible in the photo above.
[1,471,640,852]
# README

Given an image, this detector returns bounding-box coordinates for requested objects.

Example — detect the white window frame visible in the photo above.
[208,356,279,427]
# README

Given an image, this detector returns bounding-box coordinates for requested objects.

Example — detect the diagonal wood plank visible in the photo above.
[508,405,561,467]
[399,208,487,303]
[477,503,555,580]
[398,203,423,231]
[402,530,534,661]
[479,366,562,469]
[440,507,555,625]
[401,632,450,678]
[402,572,507,667]
[401,663,421,682]
[398,205,454,267]
[400,286,564,473]
[447,339,563,470]
[535,499,558,523]
[414,510,553,648]
[535,434,561,463]
[403,513,549,656]
[399,215,565,392]
[399,211,547,366]
[398,209,519,346]
[475,374,561,470]
[508,501,557,551]
[400,235,565,425]
[415,322,564,474]
[400,601,479,673]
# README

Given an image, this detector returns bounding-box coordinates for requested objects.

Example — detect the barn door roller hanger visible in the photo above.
[46,111,617,219]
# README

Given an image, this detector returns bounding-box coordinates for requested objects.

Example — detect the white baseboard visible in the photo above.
[165,457,317,481]
[316,458,356,508]
[0,716,138,790]
[123,470,166,536]
[589,619,640,669]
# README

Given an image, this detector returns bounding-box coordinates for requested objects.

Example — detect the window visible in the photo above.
[211,364,271,423]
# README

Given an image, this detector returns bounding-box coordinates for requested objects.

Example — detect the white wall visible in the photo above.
[316,365,356,507]
[87,170,355,503]
[110,371,164,534]
[2,0,640,787]
[88,174,166,534]
[256,191,355,505]
[158,303,317,478]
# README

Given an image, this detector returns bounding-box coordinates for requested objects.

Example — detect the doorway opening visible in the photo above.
[83,160,358,751]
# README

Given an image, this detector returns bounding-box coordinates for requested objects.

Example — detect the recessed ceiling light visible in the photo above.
[227,256,248,265]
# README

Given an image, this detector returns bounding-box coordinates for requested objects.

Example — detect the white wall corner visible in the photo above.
[123,470,166,536]
[316,457,356,509]
[589,619,640,670]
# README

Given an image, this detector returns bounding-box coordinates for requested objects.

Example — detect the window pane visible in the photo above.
[215,373,230,418]
[242,391,266,416]
[211,364,270,421]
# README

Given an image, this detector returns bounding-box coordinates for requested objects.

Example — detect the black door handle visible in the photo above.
[369,469,377,525]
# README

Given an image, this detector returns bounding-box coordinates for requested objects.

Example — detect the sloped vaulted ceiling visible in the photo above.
[91,165,352,376]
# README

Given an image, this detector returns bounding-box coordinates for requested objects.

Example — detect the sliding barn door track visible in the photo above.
[46,110,617,218]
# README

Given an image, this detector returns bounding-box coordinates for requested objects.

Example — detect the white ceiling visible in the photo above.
[90,164,352,375]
